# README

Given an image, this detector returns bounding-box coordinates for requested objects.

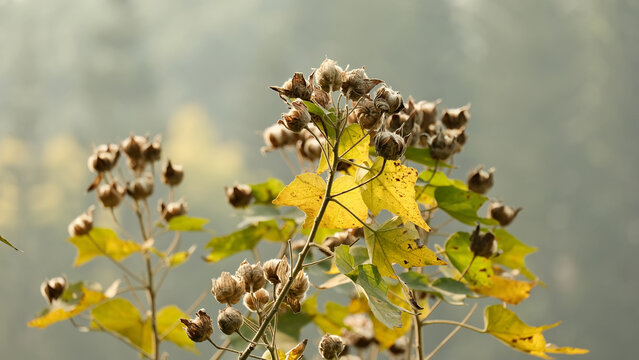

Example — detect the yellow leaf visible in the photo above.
[484,305,588,359]
[364,217,445,278]
[317,124,370,174]
[90,298,153,354]
[472,276,535,305]
[357,158,430,230]
[273,173,367,229]
[158,306,198,353]
[68,228,141,267]
[285,339,308,360]
[28,287,106,328]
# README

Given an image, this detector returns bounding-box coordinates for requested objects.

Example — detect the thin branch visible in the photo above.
[207,338,266,360]
[421,319,484,333]
[425,303,479,360]
[86,234,144,284]
[209,338,232,360]
[303,254,333,268]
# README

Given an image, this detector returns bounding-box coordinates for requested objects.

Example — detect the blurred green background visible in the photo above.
[1,0,637,359]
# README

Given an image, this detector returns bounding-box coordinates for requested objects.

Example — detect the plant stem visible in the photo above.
[86,234,144,284]
[135,205,159,360]
[424,303,478,360]
[207,338,266,360]
[421,319,484,333]
[414,311,424,360]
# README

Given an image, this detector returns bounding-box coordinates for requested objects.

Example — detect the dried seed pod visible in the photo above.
[225,184,253,208]
[279,99,311,132]
[121,134,147,160]
[236,260,267,292]
[415,100,440,131]
[180,309,213,342]
[374,87,404,114]
[488,201,522,226]
[441,105,470,129]
[389,336,408,355]
[312,87,331,109]
[374,130,406,161]
[451,128,467,153]
[275,256,291,285]
[319,334,345,360]
[243,288,270,312]
[262,259,281,284]
[469,225,497,258]
[159,199,188,222]
[96,182,125,208]
[162,160,184,186]
[353,96,383,131]
[40,276,67,303]
[270,72,313,101]
[467,166,495,194]
[211,272,245,305]
[217,307,243,335]
[427,130,456,160]
[127,173,154,200]
[287,270,309,299]
[341,67,383,101]
[68,206,94,237]
[385,112,408,133]
[87,144,120,173]
[142,135,162,162]
[343,314,375,348]
[322,230,357,253]
[316,59,344,92]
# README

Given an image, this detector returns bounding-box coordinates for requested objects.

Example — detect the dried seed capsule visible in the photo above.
[341,67,383,101]
[275,256,291,285]
[225,184,253,208]
[441,105,470,129]
[162,160,184,187]
[353,96,383,131]
[322,230,357,253]
[427,130,456,160]
[180,309,213,342]
[211,272,245,305]
[263,258,285,284]
[374,131,406,161]
[261,123,298,153]
[97,182,125,208]
[217,307,243,335]
[87,144,120,173]
[312,87,331,109]
[469,225,497,258]
[467,166,495,194]
[488,201,522,226]
[287,270,309,299]
[68,206,95,237]
[389,336,408,355]
[343,314,375,348]
[159,199,188,222]
[236,260,266,292]
[279,99,311,132]
[126,173,154,200]
[40,276,67,304]
[243,288,270,312]
[416,100,440,134]
[319,334,345,360]
[374,87,404,114]
[270,72,313,101]
[316,59,344,92]
[142,135,162,162]
[121,134,146,160]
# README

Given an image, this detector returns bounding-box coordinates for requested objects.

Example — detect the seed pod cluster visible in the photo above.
[180,309,213,342]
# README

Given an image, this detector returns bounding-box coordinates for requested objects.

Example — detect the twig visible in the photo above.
[425,303,478,360]
[86,234,144,284]
[207,338,266,360]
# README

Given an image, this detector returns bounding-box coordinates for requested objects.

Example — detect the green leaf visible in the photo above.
[403,146,453,168]
[205,220,293,262]
[90,298,152,354]
[168,216,210,231]
[399,271,474,306]
[277,311,312,339]
[493,229,538,281]
[303,100,337,140]
[250,178,285,205]
[0,234,20,251]
[444,232,494,286]
[167,245,196,267]
[68,228,141,267]
[157,306,197,353]
[434,186,496,225]
[417,170,467,188]
[364,217,445,278]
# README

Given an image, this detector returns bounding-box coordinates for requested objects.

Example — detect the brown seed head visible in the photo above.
[142,135,162,162]
[275,256,291,285]
[354,96,383,131]
[263,258,286,284]
[312,87,331,109]
[287,270,309,299]
[211,272,245,305]
[316,59,344,92]
[341,67,383,101]
[126,173,154,200]
[467,166,495,194]
[343,314,375,348]
[97,182,125,208]
[243,288,270,312]
[389,336,409,355]
[261,123,299,152]
[225,184,253,208]
[279,99,311,132]
[270,72,313,101]
[87,144,120,173]
[162,160,184,186]
[319,334,345,360]
[68,206,95,237]
[488,201,522,227]
[374,86,404,114]
[236,260,266,292]
[180,309,213,342]
[217,307,243,335]
[469,225,497,258]
[374,130,407,161]
[441,105,470,129]
[428,130,456,160]
[40,276,67,304]
[159,199,188,222]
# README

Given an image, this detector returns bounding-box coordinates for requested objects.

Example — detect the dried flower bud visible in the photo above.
[375,131,406,161]
[225,184,253,208]
[467,166,494,194]
[469,225,497,258]
[68,206,94,237]
[236,260,267,292]
[263,258,286,284]
[40,276,66,303]
[126,173,154,200]
[319,334,345,360]
[441,105,470,129]
[385,113,408,133]
[211,272,245,305]
[261,123,298,152]
[142,135,162,162]
[427,130,456,160]
[87,144,120,173]
[389,336,408,355]
[243,288,270,312]
[180,309,213,342]
[343,314,374,348]
[162,160,184,186]
[312,87,331,109]
[354,97,383,131]
[121,134,147,160]
[287,270,309,299]
[97,182,125,208]
[488,201,522,226]
[160,199,188,222]
[270,72,313,101]
[279,99,311,132]
[217,307,243,335]
[316,59,344,92]
[297,137,322,162]
[322,231,357,253]
[416,100,441,134]
[374,87,404,114]
[341,68,383,101]
[275,256,291,285]
[451,129,467,153]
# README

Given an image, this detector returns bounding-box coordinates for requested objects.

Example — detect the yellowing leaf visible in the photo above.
[273,173,367,229]
[68,228,141,267]
[1,234,20,251]
[493,229,538,281]
[364,217,445,278]
[302,295,348,335]
[317,123,370,173]
[90,298,152,354]
[370,283,412,349]
[357,158,430,230]
[445,232,494,287]
[483,305,588,359]
[158,306,197,353]
[472,276,535,305]
[167,245,196,267]
[168,216,209,231]
[285,339,308,360]
[28,287,107,328]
